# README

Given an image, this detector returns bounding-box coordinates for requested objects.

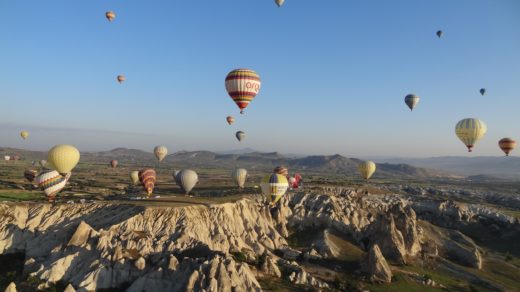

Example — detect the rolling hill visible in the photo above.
[378,156,520,179]
[0,147,450,179]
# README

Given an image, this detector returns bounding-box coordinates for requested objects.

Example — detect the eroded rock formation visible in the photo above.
[0,185,510,290]
[361,244,392,283]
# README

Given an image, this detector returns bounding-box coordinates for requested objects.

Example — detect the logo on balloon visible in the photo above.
[246,82,260,92]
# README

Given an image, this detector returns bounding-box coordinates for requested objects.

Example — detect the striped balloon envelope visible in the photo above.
[261,173,289,205]
[499,138,517,156]
[455,118,487,152]
[34,170,70,202]
[225,69,261,114]
[139,169,156,196]
[273,166,288,176]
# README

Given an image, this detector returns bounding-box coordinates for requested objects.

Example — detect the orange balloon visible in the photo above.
[499,138,517,156]
[106,11,116,22]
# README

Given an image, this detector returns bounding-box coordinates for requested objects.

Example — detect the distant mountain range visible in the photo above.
[377,156,520,179]
[0,147,450,179]
[215,148,259,155]
[216,148,305,158]
[6,146,518,179]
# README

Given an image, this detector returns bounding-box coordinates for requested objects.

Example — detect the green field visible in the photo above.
[0,159,267,204]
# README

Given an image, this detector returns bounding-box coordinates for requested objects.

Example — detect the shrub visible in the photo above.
[256,253,267,268]
[231,251,247,263]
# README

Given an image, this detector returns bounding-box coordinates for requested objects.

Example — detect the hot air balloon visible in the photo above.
[404,94,420,111]
[261,174,289,205]
[138,169,156,196]
[499,138,517,156]
[455,118,487,152]
[236,131,245,142]
[106,11,116,22]
[34,170,71,202]
[226,116,235,125]
[24,169,37,183]
[358,161,376,181]
[39,160,47,167]
[225,69,261,114]
[173,170,181,185]
[110,160,118,168]
[4,156,10,161]
[275,0,285,7]
[117,75,125,84]
[288,177,296,189]
[232,168,247,188]
[130,171,140,185]
[480,88,486,96]
[47,144,80,174]
[154,146,168,162]
[273,166,288,176]
[176,169,198,194]
[20,131,29,140]
[436,30,443,38]
[294,173,302,188]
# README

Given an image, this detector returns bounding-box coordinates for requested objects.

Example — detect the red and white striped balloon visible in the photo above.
[225,69,261,114]
[139,169,156,196]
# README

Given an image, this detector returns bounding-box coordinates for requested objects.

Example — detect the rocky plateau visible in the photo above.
[0,186,518,291]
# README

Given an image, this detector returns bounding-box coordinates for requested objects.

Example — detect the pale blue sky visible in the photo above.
[1,0,519,157]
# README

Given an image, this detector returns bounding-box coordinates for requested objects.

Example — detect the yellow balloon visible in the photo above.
[20,131,29,139]
[358,161,376,180]
[47,144,80,174]
[455,118,487,152]
[130,171,140,185]
[261,174,289,204]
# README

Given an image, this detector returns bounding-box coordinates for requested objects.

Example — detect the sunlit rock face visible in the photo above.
[1,186,513,290]
[0,201,282,291]
[361,244,393,283]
